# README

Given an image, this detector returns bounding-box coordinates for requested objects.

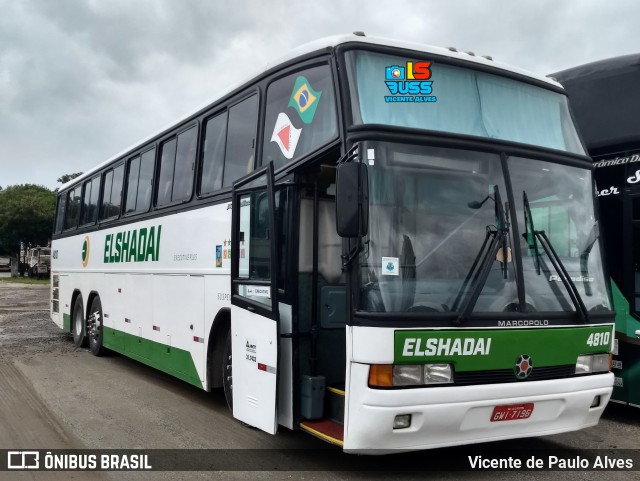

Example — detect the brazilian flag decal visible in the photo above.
[288,76,322,124]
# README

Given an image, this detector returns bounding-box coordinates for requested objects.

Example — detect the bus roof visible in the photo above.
[552,54,640,153]
[61,34,563,192]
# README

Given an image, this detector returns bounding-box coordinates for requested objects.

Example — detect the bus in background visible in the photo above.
[554,55,640,408]
[51,34,614,453]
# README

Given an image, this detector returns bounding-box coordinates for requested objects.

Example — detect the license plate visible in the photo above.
[490,403,534,422]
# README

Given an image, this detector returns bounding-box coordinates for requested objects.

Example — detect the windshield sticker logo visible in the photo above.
[381,256,399,276]
[288,76,321,124]
[548,274,594,283]
[384,61,436,103]
[271,112,301,159]
[627,169,640,184]
[594,153,640,169]
[81,236,90,268]
[514,354,533,379]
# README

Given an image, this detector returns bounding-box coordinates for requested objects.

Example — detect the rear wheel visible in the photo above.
[72,298,87,347]
[88,296,106,356]
[222,329,233,412]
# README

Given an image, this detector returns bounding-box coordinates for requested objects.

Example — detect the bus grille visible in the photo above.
[453,365,577,385]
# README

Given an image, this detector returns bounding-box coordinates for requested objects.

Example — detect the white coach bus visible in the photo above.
[51,34,614,453]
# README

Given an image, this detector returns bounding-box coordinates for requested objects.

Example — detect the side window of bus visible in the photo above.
[101,164,124,220]
[200,111,228,195]
[125,148,155,214]
[54,195,66,234]
[63,188,81,230]
[157,127,197,206]
[223,95,258,188]
[263,64,337,170]
[80,176,100,226]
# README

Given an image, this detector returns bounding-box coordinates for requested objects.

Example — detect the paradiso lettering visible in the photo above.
[104,225,162,264]
[402,337,492,357]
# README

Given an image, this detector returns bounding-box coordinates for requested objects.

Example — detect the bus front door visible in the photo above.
[230,163,280,434]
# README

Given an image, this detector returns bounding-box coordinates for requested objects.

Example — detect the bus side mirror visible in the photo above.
[336,162,368,237]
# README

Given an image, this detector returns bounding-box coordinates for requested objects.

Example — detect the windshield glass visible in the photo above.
[359,142,519,313]
[345,50,585,155]
[358,142,611,315]
[508,157,610,312]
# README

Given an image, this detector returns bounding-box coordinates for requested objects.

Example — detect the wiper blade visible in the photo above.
[579,222,599,297]
[522,191,589,323]
[454,186,510,326]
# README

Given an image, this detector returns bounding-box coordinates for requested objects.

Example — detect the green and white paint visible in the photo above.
[395,325,613,371]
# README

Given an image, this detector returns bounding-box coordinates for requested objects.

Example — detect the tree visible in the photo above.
[0,184,56,255]
[57,172,83,184]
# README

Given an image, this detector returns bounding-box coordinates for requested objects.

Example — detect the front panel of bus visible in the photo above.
[337,46,615,452]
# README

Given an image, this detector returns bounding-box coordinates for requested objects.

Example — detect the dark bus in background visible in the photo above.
[554,54,640,407]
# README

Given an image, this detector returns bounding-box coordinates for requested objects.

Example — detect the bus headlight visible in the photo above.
[369,364,453,387]
[575,353,611,374]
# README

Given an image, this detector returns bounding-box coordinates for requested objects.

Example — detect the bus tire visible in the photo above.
[88,296,106,356]
[222,329,233,412]
[72,297,88,347]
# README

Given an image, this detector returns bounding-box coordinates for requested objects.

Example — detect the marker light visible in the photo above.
[575,353,611,375]
[369,364,453,387]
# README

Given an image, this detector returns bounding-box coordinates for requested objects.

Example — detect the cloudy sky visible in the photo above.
[1,0,638,190]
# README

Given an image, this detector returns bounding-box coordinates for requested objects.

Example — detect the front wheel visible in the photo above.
[88,296,106,356]
[222,329,233,412]
[72,298,88,347]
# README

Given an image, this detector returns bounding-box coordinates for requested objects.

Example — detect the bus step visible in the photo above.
[326,386,345,424]
[299,419,344,447]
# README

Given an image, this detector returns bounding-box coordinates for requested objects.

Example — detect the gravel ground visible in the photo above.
[0,281,638,480]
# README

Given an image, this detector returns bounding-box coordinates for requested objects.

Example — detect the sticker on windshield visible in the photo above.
[288,76,322,124]
[271,112,301,159]
[381,257,399,276]
[384,61,437,103]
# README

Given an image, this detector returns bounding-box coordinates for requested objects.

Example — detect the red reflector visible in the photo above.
[258,363,267,371]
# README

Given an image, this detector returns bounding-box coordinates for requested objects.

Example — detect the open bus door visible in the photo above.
[230,162,280,434]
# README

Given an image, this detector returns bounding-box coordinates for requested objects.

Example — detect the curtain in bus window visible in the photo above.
[64,188,81,230]
[354,54,486,137]
[87,177,99,223]
[101,170,114,219]
[351,52,585,155]
[109,165,124,218]
[200,112,227,195]
[157,139,177,206]
[126,156,141,214]
[137,149,155,211]
[55,195,66,233]
[173,127,197,202]
[223,96,257,188]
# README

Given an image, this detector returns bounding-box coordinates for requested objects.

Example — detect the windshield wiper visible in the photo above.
[453,186,510,326]
[579,222,599,297]
[523,191,589,323]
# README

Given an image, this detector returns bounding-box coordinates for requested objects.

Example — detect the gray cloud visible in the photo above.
[0,0,637,189]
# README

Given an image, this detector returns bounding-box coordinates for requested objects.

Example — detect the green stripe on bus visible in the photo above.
[102,327,203,389]
[63,313,71,331]
[394,325,613,370]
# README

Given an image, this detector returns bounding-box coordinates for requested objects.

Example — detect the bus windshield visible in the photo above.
[358,142,611,315]
[346,50,585,155]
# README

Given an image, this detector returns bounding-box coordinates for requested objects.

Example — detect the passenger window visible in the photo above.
[200,112,228,195]
[263,65,337,170]
[101,164,124,219]
[157,127,197,206]
[80,176,100,225]
[223,96,257,187]
[54,195,66,233]
[125,156,141,214]
[63,188,81,230]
